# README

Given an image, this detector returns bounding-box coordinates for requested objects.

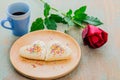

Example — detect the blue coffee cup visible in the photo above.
[1,2,30,36]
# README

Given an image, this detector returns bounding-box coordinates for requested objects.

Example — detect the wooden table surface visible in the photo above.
[0,0,120,80]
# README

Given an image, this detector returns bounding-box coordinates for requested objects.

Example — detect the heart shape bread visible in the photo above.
[20,40,46,60]
[45,41,71,61]
[20,40,71,61]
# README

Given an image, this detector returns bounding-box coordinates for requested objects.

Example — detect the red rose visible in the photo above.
[82,25,108,48]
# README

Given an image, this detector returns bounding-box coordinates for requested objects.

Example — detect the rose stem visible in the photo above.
[40,0,66,16]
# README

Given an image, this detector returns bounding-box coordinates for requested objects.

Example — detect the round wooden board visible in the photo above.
[10,30,81,79]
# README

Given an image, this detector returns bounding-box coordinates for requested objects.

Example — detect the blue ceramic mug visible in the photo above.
[1,2,30,36]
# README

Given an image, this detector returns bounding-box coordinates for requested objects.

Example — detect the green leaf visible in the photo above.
[73,19,83,27]
[44,18,57,30]
[44,3,50,17]
[73,13,87,21]
[73,19,86,28]
[66,9,72,16]
[64,9,74,26]
[83,16,103,26]
[64,16,74,26]
[49,14,62,23]
[73,6,87,21]
[30,18,44,32]
[49,14,66,24]
[74,6,87,15]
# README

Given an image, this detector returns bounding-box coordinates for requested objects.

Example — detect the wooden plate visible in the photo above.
[10,30,81,79]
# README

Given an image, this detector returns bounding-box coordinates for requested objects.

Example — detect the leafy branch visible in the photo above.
[30,0,103,32]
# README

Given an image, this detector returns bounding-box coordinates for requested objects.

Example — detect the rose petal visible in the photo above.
[82,25,89,39]
[101,29,108,43]
[91,35,99,43]
[87,36,97,48]
[87,25,102,37]
[95,39,105,48]
[83,37,89,45]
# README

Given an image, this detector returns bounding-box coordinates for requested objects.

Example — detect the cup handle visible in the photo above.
[1,19,13,30]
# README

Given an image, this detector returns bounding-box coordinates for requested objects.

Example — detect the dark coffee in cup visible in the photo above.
[12,12,25,15]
